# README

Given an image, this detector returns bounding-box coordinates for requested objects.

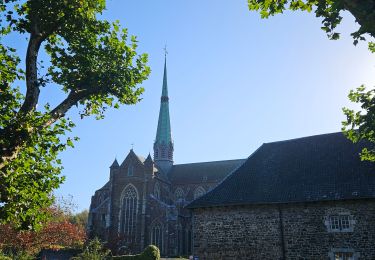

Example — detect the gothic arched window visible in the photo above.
[175,188,185,201]
[150,223,163,252]
[194,186,206,199]
[120,184,138,239]
[154,182,161,199]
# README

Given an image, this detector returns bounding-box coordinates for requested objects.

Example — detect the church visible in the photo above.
[87,57,244,255]
[88,57,375,259]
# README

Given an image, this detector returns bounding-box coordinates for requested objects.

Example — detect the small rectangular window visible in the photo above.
[340,215,351,230]
[330,216,340,230]
[334,252,354,260]
[329,215,352,231]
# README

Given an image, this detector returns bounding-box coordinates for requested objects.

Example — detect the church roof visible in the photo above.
[169,159,245,184]
[188,132,375,208]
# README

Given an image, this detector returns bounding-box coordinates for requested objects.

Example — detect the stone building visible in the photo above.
[188,132,375,259]
[87,58,244,255]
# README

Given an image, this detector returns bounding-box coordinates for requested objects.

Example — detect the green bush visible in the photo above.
[0,250,33,260]
[111,245,160,260]
[72,237,110,260]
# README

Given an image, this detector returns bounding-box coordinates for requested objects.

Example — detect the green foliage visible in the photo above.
[69,209,89,230]
[342,86,375,161]
[0,94,70,229]
[72,237,110,260]
[0,0,150,230]
[341,23,375,162]
[0,250,12,260]
[111,245,160,260]
[0,250,33,260]
[248,0,375,162]
[247,0,375,43]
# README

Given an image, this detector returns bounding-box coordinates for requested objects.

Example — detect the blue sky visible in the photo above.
[5,1,375,211]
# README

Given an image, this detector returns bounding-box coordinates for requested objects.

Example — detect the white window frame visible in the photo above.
[328,248,359,260]
[324,213,355,232]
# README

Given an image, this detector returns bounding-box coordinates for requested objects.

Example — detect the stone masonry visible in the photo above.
[192,199,375,260]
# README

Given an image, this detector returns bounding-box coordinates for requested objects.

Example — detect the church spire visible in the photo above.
[153,54,174,173]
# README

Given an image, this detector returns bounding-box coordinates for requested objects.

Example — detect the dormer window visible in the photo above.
[128,165,134,176]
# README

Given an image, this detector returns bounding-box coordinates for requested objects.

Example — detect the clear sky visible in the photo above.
[5,1,375,211]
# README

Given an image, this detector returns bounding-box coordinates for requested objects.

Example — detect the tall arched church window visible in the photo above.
[127,164,134,176]
[150,223,163,252]
[194,186,206,199]
[175,188,185,201]
[154,182,161,199]
[120,184,138,240]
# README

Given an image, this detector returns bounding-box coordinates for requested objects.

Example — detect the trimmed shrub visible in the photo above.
[72,238,110,260]
[112,245,160,260]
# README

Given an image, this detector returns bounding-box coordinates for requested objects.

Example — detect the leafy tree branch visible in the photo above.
[248,0,375,161]
[0,0,150,229]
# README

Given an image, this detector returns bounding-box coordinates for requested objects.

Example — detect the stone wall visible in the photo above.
[192,199,375,260]
[193,205,282,259]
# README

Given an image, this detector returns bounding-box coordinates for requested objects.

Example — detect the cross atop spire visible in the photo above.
[163,44,168,57]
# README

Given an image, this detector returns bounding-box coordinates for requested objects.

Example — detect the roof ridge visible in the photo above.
[174,158,245,166]
[264,131,343,145]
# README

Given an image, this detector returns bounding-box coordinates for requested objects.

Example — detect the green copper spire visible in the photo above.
[154,55,174,173]
[161,57,168,97]
[155,56,172,145]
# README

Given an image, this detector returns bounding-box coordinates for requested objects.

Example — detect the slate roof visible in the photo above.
[169,159,245,185]
[188,132,375,208]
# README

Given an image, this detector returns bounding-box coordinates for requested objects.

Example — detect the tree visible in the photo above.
[247,0,375,41]
[247,0,375,161]
[69,210,89,231]
[0,0,150,229]
[0,201,86,256]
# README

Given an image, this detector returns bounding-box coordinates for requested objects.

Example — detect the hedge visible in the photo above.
[111,245,160,260]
